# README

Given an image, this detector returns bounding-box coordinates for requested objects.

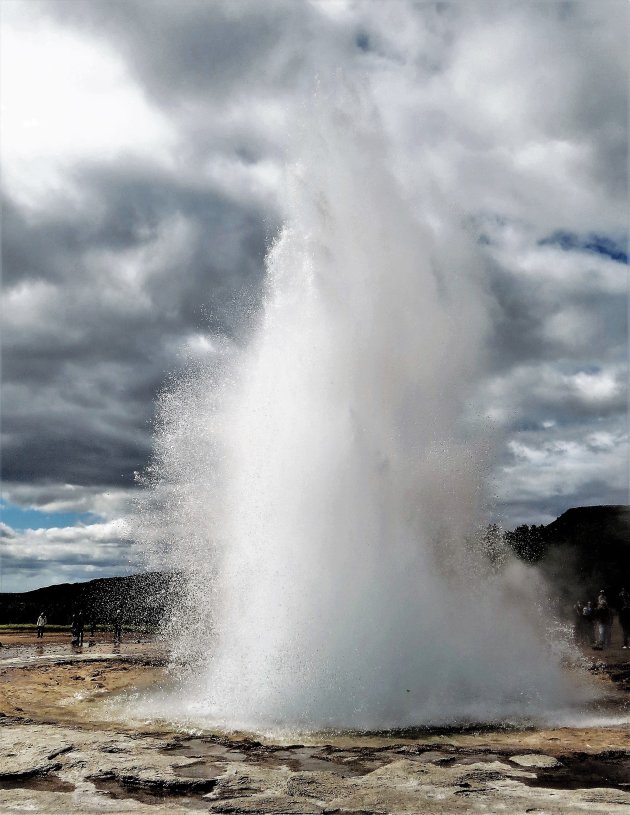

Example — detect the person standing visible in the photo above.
[75,610,84,646]
[593,600,613,650]
[582,601,595,645]
[619,601,630,649]
[574,601,592,645]
[113,609,123,644]
[36,612,47,639]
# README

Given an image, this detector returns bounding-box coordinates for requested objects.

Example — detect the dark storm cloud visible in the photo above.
[67,162,271,332]
[2,160,272,489]
[3,397,150,486]
[485,267,627,375]
[4,161,270,301]
[42,0,350,109]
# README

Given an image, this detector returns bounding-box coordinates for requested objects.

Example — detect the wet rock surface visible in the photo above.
[2,722,630,814]
[2,634,630,813]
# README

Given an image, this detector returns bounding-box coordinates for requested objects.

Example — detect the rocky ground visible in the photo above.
[2,631,630,814]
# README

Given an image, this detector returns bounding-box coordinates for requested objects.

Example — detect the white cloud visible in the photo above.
[493,420,629,527]
[383,2,626,235]
[482,362,627,429]
[570,370,621,403]
[512,244,625,296]
[1,519,135,592]
[0,3,174,208]
[2,483,134,520]
[542,306,596,351]
[502,429,628,499]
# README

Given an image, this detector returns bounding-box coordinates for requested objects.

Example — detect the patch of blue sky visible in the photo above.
[0,500,102,531]
[539,231,628,264]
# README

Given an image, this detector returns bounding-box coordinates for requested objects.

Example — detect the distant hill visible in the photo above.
[2,505,628,625]
[504,505,630,608]
[0,571,180,627]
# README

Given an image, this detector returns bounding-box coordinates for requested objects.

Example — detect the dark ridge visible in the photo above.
[0,571,182,627]
[503,505,630,609]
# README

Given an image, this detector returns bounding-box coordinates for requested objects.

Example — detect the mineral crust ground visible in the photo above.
[2,631,630,814]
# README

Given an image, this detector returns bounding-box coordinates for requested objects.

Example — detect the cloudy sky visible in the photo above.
[1,0,627,593]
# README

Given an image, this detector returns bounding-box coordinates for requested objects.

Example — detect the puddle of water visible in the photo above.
[162,738,249,762]
[91,775,217,807]
[0,774,75,793]
[159,733,630,793]
[523,753,630,792]
[443,753,511,768]
[172,761,227,780]
[255,747,377,776]
[162,738,386,778]
[0,639,167,670]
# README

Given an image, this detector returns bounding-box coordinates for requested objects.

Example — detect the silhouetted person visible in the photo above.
[574,601,591,645]
[620,602,630,649]
[620,588,630,609]
[36,612,47,639]
[581,600,594,644]
[75,610,84,646]
[113,609,123,644]
[71,611,84,646]
[574,600,583,638]
[593,600,613,650]
[89,616,96,638]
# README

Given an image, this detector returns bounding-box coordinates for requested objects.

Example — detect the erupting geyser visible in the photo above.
[138,92,576,732]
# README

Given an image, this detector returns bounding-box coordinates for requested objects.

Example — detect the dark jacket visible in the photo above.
[594,604,613,625]
[619,606,630,631]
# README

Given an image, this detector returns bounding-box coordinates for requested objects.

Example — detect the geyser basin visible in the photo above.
[137,89,587,732]
[114,656,602,741]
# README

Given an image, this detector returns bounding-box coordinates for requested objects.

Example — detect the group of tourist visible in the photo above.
[34,609,124,645]
[34,591,630,653]
[574,588,630,651]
